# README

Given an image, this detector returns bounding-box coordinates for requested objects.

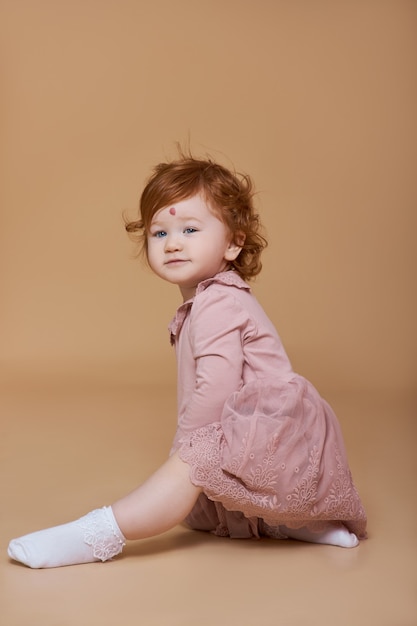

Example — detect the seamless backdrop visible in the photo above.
[1,3,417,625]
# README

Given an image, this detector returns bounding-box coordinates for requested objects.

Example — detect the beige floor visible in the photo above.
[1,380,416,626]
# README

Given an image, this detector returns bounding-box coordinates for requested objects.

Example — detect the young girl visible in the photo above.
[8,155,367,568]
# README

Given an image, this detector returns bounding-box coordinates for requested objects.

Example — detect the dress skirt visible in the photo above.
[175,376,367,540]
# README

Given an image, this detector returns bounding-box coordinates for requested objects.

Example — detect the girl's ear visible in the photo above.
[225,231,245,261]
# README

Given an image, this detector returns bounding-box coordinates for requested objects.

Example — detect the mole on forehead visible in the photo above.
[169,207,176,215]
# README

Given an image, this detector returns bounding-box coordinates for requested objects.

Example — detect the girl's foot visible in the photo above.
[281,523,359,548]
[7,506,126,568]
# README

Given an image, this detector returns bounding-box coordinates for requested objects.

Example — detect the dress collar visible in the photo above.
[168,271,250,344]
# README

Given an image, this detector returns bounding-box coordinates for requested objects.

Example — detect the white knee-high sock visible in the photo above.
[8,506,126,569]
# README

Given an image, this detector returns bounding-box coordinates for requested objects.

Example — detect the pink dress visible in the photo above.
[169,271,367,540]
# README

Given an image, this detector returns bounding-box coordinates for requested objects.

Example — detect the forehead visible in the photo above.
[151,194,219,222]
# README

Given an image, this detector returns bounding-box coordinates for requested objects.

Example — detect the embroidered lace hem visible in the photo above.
[178,423,367,539]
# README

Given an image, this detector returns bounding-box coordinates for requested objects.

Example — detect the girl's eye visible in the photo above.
[184,227,197,234]
[153,230,167,238]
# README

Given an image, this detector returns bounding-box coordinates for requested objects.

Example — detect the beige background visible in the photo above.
[1,2,416,625]
[1,0,415,392]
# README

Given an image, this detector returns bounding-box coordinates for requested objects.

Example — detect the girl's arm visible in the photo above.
[179,289,254,432]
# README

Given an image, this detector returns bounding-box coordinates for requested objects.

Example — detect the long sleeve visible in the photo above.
[176,288,256,433]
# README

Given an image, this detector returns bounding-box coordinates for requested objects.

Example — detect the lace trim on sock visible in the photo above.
[77,508,126,562]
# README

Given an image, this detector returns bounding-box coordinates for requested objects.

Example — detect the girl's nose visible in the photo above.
[164,234,182,252]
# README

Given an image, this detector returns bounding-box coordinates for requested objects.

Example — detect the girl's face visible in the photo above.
[147,194,242,301]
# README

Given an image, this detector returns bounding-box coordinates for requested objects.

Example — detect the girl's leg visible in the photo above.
[112,452,202,539]
[8,453,202,569]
